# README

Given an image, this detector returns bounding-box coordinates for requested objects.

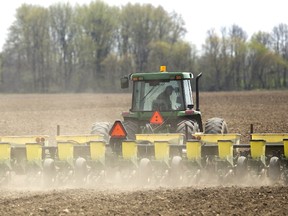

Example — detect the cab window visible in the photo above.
[132,80,184,111]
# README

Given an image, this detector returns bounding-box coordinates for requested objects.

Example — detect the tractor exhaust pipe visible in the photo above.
[196,73,202,111]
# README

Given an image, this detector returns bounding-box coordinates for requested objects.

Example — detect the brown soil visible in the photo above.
[0,90,287,215]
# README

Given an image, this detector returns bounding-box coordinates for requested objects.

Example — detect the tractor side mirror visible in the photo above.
[121,76,129,89]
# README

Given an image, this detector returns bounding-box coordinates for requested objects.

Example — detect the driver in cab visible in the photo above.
[155,85,174,110]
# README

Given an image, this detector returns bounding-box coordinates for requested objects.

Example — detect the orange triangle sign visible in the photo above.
[150,111,164,125]
[109,121,127,138]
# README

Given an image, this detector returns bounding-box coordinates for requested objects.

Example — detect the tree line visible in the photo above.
[0,1,287,93]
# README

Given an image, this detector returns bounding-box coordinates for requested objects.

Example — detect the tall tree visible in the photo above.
[271,24,288,88]
[49,3,76,91]
[248,32,277,89]
[119,3,186,72]
[5,4,50,92]
[228,25,248,90]
[201,29,222,91]
[147,40,196,72]
[75,0,119,87]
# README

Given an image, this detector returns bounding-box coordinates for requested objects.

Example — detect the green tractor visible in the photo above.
[109,66,228,140]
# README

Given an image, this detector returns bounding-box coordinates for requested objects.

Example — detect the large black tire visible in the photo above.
[204,117,228,134]
[91,122,111,143]
[176,119,199,140]
[123,120,138,140]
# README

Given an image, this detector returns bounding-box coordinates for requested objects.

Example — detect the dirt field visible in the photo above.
[0,90,287,215]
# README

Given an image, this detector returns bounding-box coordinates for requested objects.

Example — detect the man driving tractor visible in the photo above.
[155,85,174,110]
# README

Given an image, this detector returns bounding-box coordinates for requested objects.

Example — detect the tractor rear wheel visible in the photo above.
[176,119,199,139]
[91,122,111,142]
[204,117,228,134]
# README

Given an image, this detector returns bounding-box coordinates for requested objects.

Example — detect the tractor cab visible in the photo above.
[119,66,203,136]
[122,66,195,112]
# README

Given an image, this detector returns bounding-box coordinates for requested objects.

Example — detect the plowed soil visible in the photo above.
[0,90,287,215]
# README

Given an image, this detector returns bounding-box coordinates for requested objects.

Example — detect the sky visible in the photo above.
[0,0,288,51]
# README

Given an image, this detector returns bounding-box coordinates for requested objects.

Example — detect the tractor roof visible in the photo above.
[130,71,193,81]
